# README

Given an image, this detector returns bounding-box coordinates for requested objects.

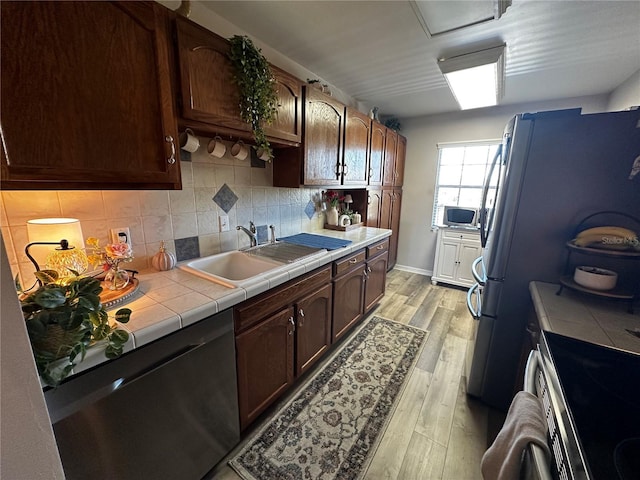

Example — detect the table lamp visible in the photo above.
[26,218,89,280]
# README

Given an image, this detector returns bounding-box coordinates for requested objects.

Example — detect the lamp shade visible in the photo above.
[438,45,505,110]
[27,218,86,273]
[343,194,353,204]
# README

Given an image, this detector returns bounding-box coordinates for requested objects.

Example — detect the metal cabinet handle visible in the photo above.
[367,266,372,274]
[334,163,341,180]
[349,258,357,264]
[343,164,349,176]
[376,245,384,250]
[165,135,176,164]
[288,316,295,335]
[298,309,305,327]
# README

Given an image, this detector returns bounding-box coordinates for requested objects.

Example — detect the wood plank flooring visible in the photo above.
[209,269,505,480]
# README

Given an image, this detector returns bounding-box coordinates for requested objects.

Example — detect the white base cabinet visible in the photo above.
[432,228,481,288]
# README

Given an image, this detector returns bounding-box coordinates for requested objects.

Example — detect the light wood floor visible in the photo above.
[210,269,505,480]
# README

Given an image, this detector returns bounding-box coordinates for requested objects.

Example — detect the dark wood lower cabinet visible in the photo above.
[332,263,366,342]
[364,251,389,313]
[295,283,332,376]
[235,308,294,430]
[236,306,294,431]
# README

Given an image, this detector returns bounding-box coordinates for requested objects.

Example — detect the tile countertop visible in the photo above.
[529,281,640,355]
[72,227,392,377]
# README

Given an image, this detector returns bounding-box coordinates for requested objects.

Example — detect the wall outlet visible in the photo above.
[219,215,230,232]
[110,227,132,247]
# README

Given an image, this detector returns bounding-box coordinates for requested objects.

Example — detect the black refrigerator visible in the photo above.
[465,108,640,411]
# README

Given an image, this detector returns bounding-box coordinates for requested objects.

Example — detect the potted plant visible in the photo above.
[18,269,132,386]
[228,35,279,160]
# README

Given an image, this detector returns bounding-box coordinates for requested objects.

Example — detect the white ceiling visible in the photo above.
[200,0,640,119]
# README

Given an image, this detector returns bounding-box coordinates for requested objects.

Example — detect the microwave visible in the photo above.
[443,206,479,227]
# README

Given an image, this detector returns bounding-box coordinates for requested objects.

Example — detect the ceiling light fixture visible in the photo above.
[438,44,505,110]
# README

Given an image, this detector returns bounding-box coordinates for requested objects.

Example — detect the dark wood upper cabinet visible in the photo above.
[266,66,303,144]
[175,16,248,133]
[369,121,385,186]
[0,1,181,190]
[343,107,371,185]
[175,17,302,145]
[302,87,345,185]
[395,134,406,187]
[382,128,398,186]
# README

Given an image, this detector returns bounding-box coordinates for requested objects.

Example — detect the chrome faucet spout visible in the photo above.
[236,223,258,247]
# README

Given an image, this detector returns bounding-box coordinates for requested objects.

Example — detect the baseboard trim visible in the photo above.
[392,264,432,277]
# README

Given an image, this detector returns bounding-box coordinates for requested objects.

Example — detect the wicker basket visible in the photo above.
[32,325,85,360]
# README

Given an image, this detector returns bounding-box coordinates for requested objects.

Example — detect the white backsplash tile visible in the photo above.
[0,134,327,283]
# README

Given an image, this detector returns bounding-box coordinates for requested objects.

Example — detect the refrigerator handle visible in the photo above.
[466,283,481,320]
[480,144,503,247]
[471,256,485,285]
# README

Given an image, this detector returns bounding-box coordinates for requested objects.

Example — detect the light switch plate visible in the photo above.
[110,227,132,247]
[219,215,230,232]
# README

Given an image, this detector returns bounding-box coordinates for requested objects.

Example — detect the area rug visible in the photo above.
[229,316,427,480]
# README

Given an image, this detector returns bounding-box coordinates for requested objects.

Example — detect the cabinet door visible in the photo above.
[369,121,385,186]
[332,264,366,341]
[395,134,406,187]
[343,107,370,185]
[295,283,332,376]
[380,189,394,230]
[303,87,344,185]
[236,307,294,430]
[367,189,382,228]
[382,128,398,186]
[388,189,402,269]
[456,241,482,285]
[0,1,180,190]
[364,252,389,313]
[264,66,303,144]
[175,17,248,132]
[435,240,460,282]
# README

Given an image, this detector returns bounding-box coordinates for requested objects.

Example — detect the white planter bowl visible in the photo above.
[573,266,618,290]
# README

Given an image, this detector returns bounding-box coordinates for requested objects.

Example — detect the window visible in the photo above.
[432,141,500,226]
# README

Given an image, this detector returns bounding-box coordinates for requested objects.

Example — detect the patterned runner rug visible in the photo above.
[229,316,427,480]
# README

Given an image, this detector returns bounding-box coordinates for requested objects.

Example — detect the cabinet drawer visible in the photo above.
[366,238,389,258]
[333,249,366,277]
[443,229,481,243]
[234,265,331,333]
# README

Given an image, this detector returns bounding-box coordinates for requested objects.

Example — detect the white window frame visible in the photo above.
[432,140,501,227]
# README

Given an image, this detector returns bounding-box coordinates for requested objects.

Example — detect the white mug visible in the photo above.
[179,128,199,152]
[256,147,271,162]
[231,140,249,161]
[207,136,226,158]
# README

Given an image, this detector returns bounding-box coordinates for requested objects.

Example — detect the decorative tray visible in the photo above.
[99,278,139,308]
[323,222,363,232]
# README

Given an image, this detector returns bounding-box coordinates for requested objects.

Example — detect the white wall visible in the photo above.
[1,239,65,479]
[607,68,640,112]
[396,94,610,274]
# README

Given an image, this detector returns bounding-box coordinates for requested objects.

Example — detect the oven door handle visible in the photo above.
[524,350,553,480]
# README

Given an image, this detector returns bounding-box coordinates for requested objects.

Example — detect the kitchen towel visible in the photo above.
[481,390,550,480]
[278,233,352,250]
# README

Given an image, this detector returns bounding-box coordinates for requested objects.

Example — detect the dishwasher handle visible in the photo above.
[115,342,205,390]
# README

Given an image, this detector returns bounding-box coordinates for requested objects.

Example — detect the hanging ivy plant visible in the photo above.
[228,35,278,160]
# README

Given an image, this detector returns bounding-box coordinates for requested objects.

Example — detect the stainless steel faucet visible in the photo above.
[236,221,258,247]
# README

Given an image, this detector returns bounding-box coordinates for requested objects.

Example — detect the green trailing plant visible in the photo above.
[228,35,278,160]
[384,117,402,132]
[18,270,132,387]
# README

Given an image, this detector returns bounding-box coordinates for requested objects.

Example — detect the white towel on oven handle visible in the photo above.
[481,390,551,480]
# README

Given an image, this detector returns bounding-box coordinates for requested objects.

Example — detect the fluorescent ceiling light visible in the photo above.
[438,45,505,110]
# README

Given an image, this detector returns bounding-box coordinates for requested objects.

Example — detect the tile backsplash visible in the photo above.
[0,136,325,286]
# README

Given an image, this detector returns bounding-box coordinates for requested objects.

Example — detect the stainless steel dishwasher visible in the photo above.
[45,309,239,480]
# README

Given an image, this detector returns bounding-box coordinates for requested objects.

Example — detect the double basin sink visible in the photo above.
[179,242,327,288]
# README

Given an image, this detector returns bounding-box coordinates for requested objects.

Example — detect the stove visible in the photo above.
[539,331,640,480]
